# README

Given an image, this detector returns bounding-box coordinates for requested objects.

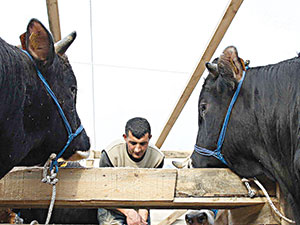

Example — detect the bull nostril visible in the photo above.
[197,213,207,223]
[185,218,193,225]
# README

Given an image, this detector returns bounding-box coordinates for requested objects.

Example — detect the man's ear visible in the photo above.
[123,134,127,140]
[148,134,152,139]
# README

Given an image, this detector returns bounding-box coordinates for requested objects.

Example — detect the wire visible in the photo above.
[89,0,97,149]
[71,61,189,75]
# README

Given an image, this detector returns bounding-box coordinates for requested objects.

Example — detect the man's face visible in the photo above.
[123,131,151,159]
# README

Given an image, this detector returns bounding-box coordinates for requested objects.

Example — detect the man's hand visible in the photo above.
[117,208,148,225]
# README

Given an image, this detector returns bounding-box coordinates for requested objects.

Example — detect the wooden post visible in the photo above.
[46,0,61,42]
[276,183,292,225]
[155,0,244,149]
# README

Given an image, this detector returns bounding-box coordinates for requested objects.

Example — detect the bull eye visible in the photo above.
[200,102,207,117]
[70,86,77,95]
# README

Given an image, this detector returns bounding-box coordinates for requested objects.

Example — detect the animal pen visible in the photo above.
[0,0,292,224]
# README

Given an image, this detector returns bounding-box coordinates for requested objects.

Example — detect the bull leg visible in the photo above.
[294,149,300,181]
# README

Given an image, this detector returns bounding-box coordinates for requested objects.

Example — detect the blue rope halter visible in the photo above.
[22,50,84,172]
[194,70,246,165]
[211,209,218,218]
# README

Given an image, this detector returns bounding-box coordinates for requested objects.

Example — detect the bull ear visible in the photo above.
[55,31,76,56]
[25,18,54,66]
[218,46,244,82]
[19,32,26,50]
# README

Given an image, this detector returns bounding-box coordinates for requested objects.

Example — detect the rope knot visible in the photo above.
[241,178,256,198]
[41,153,59,224]
[42,153,59,185]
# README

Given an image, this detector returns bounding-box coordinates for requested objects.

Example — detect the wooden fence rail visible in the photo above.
[0,167,275,209]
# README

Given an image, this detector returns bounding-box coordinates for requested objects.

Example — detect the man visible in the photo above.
[98,117,165,225]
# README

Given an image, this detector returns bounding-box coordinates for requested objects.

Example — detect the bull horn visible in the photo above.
[172,160,185,169]
[55,31,77,55]
[205,62,219,77]
[172,157,191,169]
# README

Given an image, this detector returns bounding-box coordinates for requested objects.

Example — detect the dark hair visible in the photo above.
[125,117,151,139]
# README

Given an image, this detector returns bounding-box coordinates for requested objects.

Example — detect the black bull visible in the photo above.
[0,18,90,179]
[191,46,300,223]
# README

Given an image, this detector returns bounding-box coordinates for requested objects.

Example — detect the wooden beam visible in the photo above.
[176,169,276,197]
[92,150,191,159]
[155,0,244,148]
[0,168,276,208]
[161,150,191,158]
[171,197,277,208]
[0,196,277,209]
[158,210,187,225]
[46,0,61,42]
[228,204,281,224]
[276,183,293,225]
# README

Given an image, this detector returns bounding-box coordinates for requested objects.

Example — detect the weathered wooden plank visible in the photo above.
[92,150,191,159]
[176,169,276,197]
[0,167,176,204]
[171,197,277,209]
[162,150,191,158]
[0,197,277,209]
[0,168,276,208]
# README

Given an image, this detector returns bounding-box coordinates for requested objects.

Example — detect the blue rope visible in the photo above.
[211,209,218,218]
[50,125,83,172]
[194,70,246,165]
[22,50,83,172]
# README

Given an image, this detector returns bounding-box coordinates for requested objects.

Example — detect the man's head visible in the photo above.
[123,117,152,159]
